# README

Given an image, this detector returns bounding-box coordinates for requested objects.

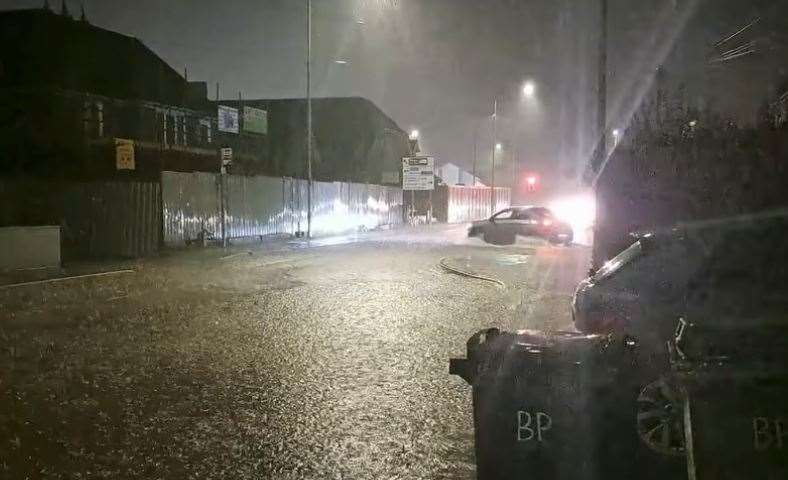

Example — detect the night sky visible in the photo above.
[3,0,785,191]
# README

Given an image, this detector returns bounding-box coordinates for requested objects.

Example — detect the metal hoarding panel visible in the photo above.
[0,179,160,259]
[162,172,403,244]
[224,175,289,238]
[445,186,511,223]
[161,171,220,246]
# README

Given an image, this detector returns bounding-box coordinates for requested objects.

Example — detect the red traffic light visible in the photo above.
[524,173,539,192]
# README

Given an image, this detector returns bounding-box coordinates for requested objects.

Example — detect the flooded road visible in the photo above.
[0,225,589,479]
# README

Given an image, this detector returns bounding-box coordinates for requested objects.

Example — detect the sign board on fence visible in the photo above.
[220,147,233,166]
[217,105,239,133]
[115,138,135,170]
[402,156,435,190]
[243,106,267,134]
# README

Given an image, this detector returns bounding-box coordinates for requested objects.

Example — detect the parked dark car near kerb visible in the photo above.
[571,209,788,362]
[634,315,788,479]
[468,206,573,245]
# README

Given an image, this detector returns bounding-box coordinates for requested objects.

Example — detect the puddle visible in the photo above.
[493,254,532,266]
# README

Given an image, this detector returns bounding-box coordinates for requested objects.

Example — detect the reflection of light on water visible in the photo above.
[311,197,389,236]
[549,194,596,245]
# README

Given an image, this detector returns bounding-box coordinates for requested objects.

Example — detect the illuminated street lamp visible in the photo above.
[491,80,536,214]
[410,129,420,140]
[522,81,536,99]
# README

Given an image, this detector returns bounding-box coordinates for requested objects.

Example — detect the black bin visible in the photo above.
[450,328,680,480]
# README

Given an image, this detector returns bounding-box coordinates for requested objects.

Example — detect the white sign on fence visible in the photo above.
[220,147,233,166]
[402,156,435,191]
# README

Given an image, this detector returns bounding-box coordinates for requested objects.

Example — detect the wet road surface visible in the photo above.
[0,225,590,479]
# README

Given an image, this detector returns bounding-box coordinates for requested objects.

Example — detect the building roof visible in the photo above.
[0,8,203,109]
[216,96,410,182]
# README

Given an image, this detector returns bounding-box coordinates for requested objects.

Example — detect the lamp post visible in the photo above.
[306,0,313,239]
[305,1,369,237]
[490,98,498,215]
[490,80,536,214]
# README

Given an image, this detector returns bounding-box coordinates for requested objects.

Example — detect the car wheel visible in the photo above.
[636,377,686,457]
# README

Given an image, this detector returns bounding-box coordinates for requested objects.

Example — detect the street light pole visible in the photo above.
[490,98,497,215]
[306,0,313,239]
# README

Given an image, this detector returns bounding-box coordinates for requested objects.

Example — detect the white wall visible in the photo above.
[0,226,60,271]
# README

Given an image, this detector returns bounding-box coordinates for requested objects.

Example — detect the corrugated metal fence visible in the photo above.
[161,172,403,246]
[161,172,221,245]
[76,181,161,257]
[2,173,403,257]
[433,185,511,223]
[0,179,160,258]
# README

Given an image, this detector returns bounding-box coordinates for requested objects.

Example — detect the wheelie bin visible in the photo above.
[450,328,683,480]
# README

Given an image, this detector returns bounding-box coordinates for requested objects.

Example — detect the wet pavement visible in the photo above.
[0,224,590,479]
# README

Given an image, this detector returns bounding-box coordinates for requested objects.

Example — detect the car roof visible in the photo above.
[511,205,551,213]
[633,208,788,244]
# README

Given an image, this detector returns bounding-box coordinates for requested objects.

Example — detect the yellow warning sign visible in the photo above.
[115,138,135,170]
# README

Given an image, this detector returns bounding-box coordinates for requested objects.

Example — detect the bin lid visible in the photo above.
[450,328,623,386]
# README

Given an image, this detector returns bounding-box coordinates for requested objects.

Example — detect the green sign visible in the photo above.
[243,107,267,134]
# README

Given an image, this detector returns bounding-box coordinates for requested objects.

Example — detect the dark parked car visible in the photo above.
[632,314,788,479]
[468,206,573,245]
[572,209,788,361]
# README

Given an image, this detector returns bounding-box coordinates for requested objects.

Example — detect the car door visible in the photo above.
[515,209,539,237]
[489,208,517,237]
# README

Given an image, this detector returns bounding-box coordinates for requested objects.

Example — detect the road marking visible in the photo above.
[0,269,135,290]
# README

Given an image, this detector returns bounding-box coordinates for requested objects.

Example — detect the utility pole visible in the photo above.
[472,123,478,186]
[490,98,497,215]
[596,0,608,170]
[306,0,313,239]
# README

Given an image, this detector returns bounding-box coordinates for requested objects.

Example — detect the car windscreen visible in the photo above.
[592,240,643,282]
